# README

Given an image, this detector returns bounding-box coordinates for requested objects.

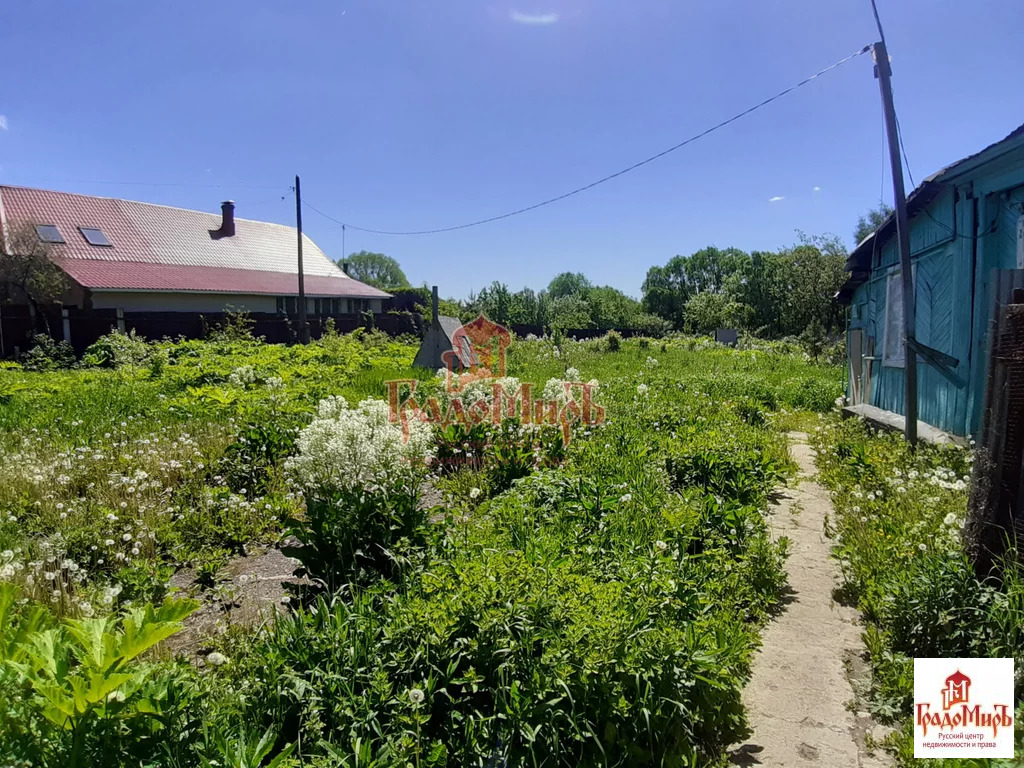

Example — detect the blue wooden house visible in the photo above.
[837,123,1024,439]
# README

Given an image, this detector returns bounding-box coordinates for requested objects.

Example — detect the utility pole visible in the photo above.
[873,39,917,447]
[294,174,310,344]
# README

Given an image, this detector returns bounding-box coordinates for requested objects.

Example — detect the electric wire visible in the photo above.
[869,0,995,241]
[303,45,872,236]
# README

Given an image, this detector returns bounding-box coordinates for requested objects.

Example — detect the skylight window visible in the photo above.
[79,227,112,247]
[35,224,65,243]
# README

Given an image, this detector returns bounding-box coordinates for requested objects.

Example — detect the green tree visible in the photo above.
[683,292,751,334]
[511,288,542,325]
[547,272,592,299]
[547,294,594,331]
[475,281,515,326]
[853,202,893,245]
[641,256,691,329]
[587,286,642,329]
[784,232,848,334]
[340,251,408,289]
[684,247,750,294]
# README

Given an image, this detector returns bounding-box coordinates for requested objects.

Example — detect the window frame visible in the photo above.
[35,224,65,244]
[78,227,113,247]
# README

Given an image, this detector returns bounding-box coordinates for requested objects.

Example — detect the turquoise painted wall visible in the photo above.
[848,143,1024,437]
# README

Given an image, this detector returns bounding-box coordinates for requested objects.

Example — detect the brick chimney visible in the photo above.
[219,200,235,237]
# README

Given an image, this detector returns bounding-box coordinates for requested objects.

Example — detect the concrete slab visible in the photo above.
[840,403,959,445]
[728,434,892,768]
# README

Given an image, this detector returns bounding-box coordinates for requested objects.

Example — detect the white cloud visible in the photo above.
[813,186,821,192]
[768,195,784,202]
[510,10,559,25]
[0,115,7,131]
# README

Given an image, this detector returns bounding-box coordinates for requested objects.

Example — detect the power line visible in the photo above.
[868,0,994,242]
[894,113,998,241]
[304,45,872,236]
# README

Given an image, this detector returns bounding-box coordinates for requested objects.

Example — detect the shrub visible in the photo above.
[286,397,433,584]
[666,440,783,506]
[485,419,566,493]
[21,333,75,371]
[286,396,433,494]
[81,329,150,368]
[288,486,425,585]
[604,329,622,352]
[218,421,297,496]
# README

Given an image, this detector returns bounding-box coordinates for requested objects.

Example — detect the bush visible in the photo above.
[21,333,75,371]
[218,420,297,496]
[666,440,783,506]
[82,329,151,368]
[286,396,433,494]
[286,397,433,585]
[604,329,622,352]
[288,486,424,586]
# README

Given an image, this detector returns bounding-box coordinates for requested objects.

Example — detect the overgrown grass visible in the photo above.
[0,329,842,766]
[812,417,1024,766]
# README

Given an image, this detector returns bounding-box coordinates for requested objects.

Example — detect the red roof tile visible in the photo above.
[0,185,390,299]
[58,259,389,297]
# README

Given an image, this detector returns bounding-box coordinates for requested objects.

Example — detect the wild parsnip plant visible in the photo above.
[0,327,843,766]
[812,417,1024,765]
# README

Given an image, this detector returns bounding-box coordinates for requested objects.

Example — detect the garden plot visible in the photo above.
[0,328,843,767]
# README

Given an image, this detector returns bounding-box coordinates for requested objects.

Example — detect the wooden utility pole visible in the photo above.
[873,40,918,446]
[294,174,310,344]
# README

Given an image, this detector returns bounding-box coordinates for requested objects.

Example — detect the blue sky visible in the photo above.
[1,1,1021,298]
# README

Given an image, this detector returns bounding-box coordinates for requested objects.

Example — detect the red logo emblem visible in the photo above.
[942,670,971,710]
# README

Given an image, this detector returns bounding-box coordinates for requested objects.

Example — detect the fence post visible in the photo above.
[967,273,1024,574]
[62,309,71,344]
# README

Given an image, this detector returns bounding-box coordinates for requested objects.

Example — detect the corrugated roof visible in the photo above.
[836,122,1024,304]
[0,185,390,298]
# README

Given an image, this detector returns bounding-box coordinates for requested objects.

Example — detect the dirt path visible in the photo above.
[729,432,890,768]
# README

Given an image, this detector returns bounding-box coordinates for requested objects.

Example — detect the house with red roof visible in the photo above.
[0,185,390,315]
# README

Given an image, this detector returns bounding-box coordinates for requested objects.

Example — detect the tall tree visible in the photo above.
[475,281,515,326]
[0,220,70,311]
[546,272,592,299]
[684,247,749,294]
[853,202,894,245]
[340,251,408,289]
[547,294,594,331]
[641,256,691,329]
[587,286,642,329]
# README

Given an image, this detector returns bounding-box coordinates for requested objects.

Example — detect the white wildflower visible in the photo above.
[286,397,434,494]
